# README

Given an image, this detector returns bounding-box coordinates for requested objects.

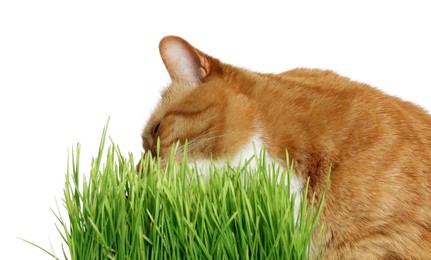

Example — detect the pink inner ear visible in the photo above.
[160,36,202,83]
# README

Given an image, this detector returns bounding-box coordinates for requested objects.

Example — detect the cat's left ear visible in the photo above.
[159,36,211,84]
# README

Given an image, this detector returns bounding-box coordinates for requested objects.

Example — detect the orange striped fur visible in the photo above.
[140,36,431,258]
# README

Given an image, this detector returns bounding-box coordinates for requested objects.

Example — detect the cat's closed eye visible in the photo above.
[152,122,161,137]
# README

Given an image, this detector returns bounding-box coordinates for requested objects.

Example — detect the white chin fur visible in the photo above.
[190,133,303,222]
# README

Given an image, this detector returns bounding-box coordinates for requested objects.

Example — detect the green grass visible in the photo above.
[33,123,326,259]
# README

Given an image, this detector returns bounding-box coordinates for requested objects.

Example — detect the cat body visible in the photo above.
[140,36,431,258]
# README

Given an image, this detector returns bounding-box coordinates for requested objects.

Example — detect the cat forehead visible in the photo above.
[159,81,198,108]
[159,73,229,108]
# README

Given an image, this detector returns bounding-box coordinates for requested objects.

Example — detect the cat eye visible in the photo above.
[152,122,161,137]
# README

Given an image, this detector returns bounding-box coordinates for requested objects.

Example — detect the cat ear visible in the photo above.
[159,36,211,83]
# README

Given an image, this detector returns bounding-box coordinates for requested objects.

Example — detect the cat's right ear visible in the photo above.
[159,36,211,84]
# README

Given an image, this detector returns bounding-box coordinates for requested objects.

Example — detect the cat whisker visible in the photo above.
[179,130,251,155]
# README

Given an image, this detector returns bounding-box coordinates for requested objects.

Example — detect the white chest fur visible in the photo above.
[191,134,303,220]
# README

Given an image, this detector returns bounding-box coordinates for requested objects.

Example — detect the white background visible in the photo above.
[1,1,430,259]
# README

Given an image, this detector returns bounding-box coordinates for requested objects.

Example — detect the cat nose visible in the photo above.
[149,146,156,157]
[136,150,156,175]
[136,157,152,175]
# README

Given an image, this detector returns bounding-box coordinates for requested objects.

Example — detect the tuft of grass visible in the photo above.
[31,123,326,259]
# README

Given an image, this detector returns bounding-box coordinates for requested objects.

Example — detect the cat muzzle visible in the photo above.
[136,150,156,175]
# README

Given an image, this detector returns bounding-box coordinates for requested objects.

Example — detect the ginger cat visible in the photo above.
[139,36,431,259]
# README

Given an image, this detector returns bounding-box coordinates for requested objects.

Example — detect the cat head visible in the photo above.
[139,36,260,170]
